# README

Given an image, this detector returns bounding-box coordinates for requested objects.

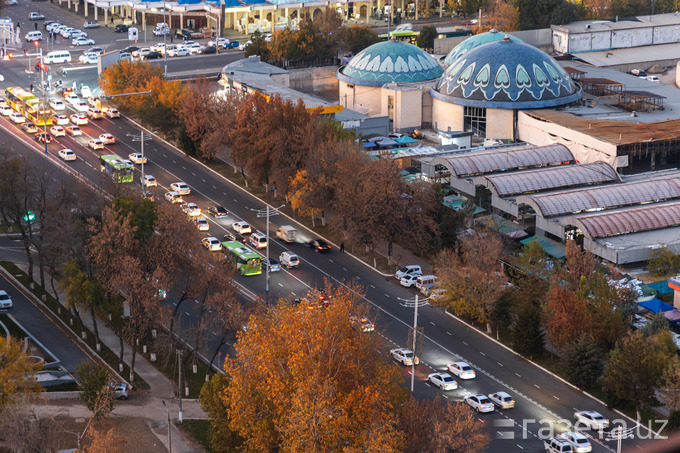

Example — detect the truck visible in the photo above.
[276,225,297,243]
[153,23,170,36]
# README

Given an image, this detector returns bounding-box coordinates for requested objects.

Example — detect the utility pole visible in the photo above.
[162,400,172,453]
[397,295,429,393]
[250,204,284,305]
[177,349,183,423]
[128,132,153,193]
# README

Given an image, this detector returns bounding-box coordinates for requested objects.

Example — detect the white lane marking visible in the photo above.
[462,341,468,346]
[429,321,435,326]
[497,362,503,367]
[480,352,486,356]
[534,384,540,389]
[446,331,452,336]
[553,395,560,400]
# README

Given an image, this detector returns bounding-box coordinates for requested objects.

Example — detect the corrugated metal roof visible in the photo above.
[573,201,680,238]
[443,144,574,176]
[521,176,680,217]
[484,162,619,197]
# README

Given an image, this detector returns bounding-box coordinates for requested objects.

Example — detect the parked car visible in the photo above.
[109,381,128,400]
[395,264,422,280]
[72,37,95,46]
[200,45,217,54]
[400,274,419,288]
[143,51,162,60]
[168,47,191,57]
[114,24,129,33]
[84,21,100,29]
[86,46,105,55]
[29,12,45,21]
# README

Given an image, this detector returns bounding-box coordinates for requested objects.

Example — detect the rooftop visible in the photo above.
[572,42,680,68]
[551,13,680,34]
[566,201,680,238]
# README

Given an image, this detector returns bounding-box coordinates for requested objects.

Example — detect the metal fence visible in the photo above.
[267,57,340,70]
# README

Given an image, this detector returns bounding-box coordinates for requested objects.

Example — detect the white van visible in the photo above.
[25,31,43,42]
[248,232,268,249]
[279,251,300,269]
[416,275,438,292]
[44,50,72,64]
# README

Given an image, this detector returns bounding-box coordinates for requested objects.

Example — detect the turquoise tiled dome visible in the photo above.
[443,29,522,66]
[432,38,582,109]
[337,41,444,87]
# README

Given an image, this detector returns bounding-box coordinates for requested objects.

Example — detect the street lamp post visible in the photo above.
[162,400,172,453]
[39,48,47,154]
[606,426,635,453]
[249,204,284,305]
[128,132,153,193]
[397,295,429,393]
[163,3,168,78]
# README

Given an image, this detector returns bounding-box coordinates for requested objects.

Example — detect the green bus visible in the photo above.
[222,240,262,276]
[378,30,419,43]
[5,87,35,114]
[99,155,134,183]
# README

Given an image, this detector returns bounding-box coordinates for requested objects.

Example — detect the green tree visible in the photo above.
[562,335,604,390]
[658,356,680,412]
[199,374,243,452]
[642,312,670,337]
[516,238,554,280]
[603,331,676,420]
[514,0,577,30]
[416,25,438,50]
[111,195,157,240]
[512,299,545,357]
[244,30,270,60]
[76,361,114,420]
[61,259,107,351]
[647,247,680,277]
[340,25,379,54]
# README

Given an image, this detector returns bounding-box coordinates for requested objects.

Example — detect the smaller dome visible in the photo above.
[444,30,522,66]
[337,41,444,87]
[433,38,582,109]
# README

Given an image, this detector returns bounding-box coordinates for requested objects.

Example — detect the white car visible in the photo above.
[133,48,151,58]
[349,316,374,332]
[65,93,80,105]
[390,348,419,366]
[106,108,120,119]
[559,432,592,453]
[0,290,13,309]
[182,202,201,217]
[238,40,252,51]
[0,105,12,115]
[128,153,147,164]
[195,217,209,231]
[395,264,422,280]
[186,43,204,54]
[52,113,69,125]
[74,101,89,112]
[99,134,116,145]
[427,372,458,391]
[73,37,95,46]
[66,126,82,136]
[400,274,419,288]
[50,125,66,137]
[574,411,610,431]
[168,47,191,57]
[209,37,229,47]
[202,236,222,251]
[170,181,190,195]
[88,139,105,150]
[232,221,251,235]
[58,149,76,161]
[79,53,98,64]
[248,232,268,249]
[488,391,515,409]
[447,362,476,379]
[70,114,88,125]
[9,112,25,123]
[142,175,157,187]
[70,30,88,40]
[164,191,183,203]
[49,99,66,111]
[464,394,494,413]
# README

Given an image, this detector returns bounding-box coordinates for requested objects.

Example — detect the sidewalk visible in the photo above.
[13,262,207,453]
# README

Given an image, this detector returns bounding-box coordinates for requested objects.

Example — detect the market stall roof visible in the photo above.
[639,298,675,313]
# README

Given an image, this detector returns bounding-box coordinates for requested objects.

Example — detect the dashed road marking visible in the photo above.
[446,331,452,335]
[480,352,486,356]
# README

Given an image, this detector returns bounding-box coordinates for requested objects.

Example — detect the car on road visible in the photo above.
[194,217,209,231]
[248,231,268,249]
[35,132,52,144]
[186,43,204,54]
[170,181,190,195]
[141,175,157,187]
[0,105,12,115]
[350,316,375,332]
[395,264,422,280]
[83,21,100,29]
[66,125,82,136]
[464,394,494,413]
[87,47,105,55]
[202,237,222,251]
[106,108,121,119]
[87,139,104,150]
[559,432,592,453]
[132,48,151,58]
[86,108,103,120]
[70,113,88,125]
[488,391,515,409]
[544,437,574,453]
[574,411,609,431]
[390,348,419,366]
[21,122,38,134]
[0,290,13,309]
[164,191,183,203]
[200,45,217,54]
[72,37,95,46]
[223,232,247,244]
[168,47,191,57]
[9,112,25,123]
[400,274,419,288]
[128,153,147,164]
[232,221,251,235]
[110,381,128,400]
[279,251,300,269]
[207,206,228,218]
[182,202,201,217]
[65,92,80,105]
[70,31,88,40]
[308,239,331,253]
[58,149,76,161]
[79,53,98,65]
[74,101,89,112]
[99,134,115,145]
[447,362,476,379]
[263,258,281,272]
[49,99,66,111]
[427,372,458,391]
[114,24,129,33]
[143,51,162,60]
[51,113,69,125]
[29,12,45,20]
[50,125,66,137]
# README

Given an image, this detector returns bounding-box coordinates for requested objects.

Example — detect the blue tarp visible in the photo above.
[394,135,418,146]
[648,280,674,296]
[177,0,202,4]
[638,298,675,313]
[363,141,377,149]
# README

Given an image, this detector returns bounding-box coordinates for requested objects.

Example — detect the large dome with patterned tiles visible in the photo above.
[443,29,523,66]
[432,37,583,109]
[337,40,444,87]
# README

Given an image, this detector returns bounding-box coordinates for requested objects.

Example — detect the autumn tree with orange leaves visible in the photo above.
[543,281,591,352]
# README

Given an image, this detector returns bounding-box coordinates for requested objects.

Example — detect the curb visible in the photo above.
[443,310,664,438]
[124,116,395,278]
[0,265,128,386]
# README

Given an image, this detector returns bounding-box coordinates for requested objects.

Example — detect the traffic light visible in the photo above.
[23,49,28,56]
[33,40,39,46]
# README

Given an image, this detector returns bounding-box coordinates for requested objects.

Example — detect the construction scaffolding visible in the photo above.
[616,90,665,112]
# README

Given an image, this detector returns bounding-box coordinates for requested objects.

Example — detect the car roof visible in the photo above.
[562,432,587,440]
[451,361,469,366]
